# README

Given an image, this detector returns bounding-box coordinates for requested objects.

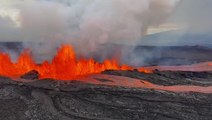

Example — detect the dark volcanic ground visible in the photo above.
[0,70,212,120]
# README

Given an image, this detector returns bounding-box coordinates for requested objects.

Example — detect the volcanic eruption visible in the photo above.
[0,44,153,80]
[0,0,180,80]
[0,0,212,120]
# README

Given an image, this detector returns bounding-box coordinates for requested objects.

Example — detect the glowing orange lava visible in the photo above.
[0,45,152,80]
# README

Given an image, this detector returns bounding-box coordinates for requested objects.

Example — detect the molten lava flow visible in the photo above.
[0,45,151,80]
[144,62,212,72]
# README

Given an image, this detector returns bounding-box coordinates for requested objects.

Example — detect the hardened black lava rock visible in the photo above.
[20,70,40,80]
[0,70,212,120]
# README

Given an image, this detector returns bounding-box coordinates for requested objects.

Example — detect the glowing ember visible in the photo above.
[0,45,151,80]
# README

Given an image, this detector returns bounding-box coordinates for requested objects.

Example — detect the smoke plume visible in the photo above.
[0,0,180,63]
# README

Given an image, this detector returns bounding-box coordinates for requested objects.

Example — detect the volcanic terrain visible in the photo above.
[0,44,212,120]
[0,70,212,120]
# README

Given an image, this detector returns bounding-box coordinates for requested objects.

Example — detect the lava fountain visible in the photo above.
[0,44,152,80]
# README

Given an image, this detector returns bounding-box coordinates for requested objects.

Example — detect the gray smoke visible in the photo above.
[0,0,180,63]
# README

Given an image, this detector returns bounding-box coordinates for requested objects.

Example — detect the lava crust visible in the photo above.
[0,70,212,120]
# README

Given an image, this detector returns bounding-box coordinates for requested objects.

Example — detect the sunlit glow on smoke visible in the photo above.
[0,8,20,27]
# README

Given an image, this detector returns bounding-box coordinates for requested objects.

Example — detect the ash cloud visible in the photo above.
[0,0,180,63]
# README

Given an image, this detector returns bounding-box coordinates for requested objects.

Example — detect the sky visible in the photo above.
[147,0,212,34]
[171,0,212,33]
[143,0,212,46]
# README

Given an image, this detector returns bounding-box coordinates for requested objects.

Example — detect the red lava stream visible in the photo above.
[77,74,212,94]
[143,62,212,72]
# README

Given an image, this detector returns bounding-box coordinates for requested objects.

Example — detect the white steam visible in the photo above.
[0,0,180,62]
